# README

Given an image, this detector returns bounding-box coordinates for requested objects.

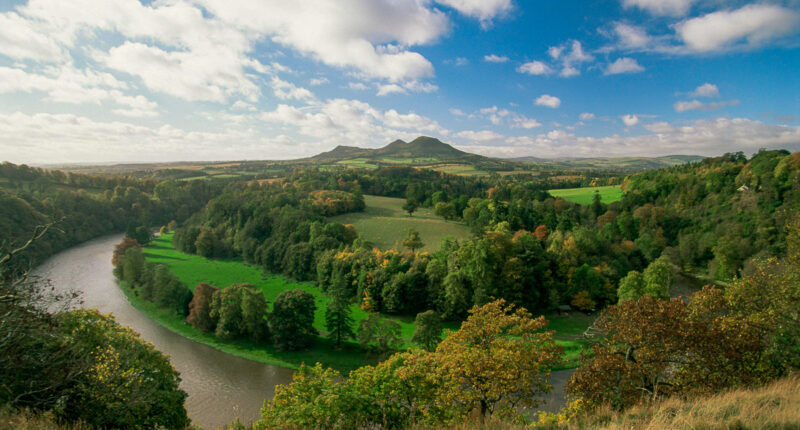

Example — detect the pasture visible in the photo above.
[548,185,623,205]
[328,195,473,252]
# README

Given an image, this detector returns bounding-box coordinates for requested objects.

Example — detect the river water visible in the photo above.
[33,234,572,429]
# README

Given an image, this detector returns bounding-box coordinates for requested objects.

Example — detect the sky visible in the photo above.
[0,0,799,164]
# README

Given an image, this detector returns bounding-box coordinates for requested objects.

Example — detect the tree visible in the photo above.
[210,284,245,340]
[412,310,442,351]
[402,229,424,252]
[358,313,402,355]
[134,225,153,245]
[642,257,673,299]
[434,202,457,221]
[436,299,563,417]
[325,285,355,347]
[111,237,141,267]
[240,284,270,342]
[402,198,419,217]
[270,289,318,350]
[186,282,219,332]
[194,227,216,258]
[121,246,145,286]
[58,309,189,429]
[617,270,645,303]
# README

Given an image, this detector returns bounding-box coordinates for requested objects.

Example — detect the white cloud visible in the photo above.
[454,129,505,142]
[622,0,695,17]
[605,57,645,75]
[271,76,315,101]
[0,12,65,61]
[0,65,158,117]
[677,4,800,52]
[511,116,542,129]
[613,23,651,50]
[579,112,595,121]
[376,83,407,96]
[690,83,719,98]
[434,0,512,26]
[309,77,329,86]
[450,108,467,117]
[453,57,469,66]
[484,54,509,63]
[674,99,740,112]
[476,118,800,159]
[348,82,369,91]
[535,94,561,108]
[383,109,446,133]
[199,0,447,82]
[517,61,552,75]
[621,114,639,126]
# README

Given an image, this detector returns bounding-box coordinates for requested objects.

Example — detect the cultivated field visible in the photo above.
[548,185,623,205]
[328,195,473,252]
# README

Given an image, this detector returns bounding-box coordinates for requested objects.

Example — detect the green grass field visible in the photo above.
[548,185,623,205]
[328,195,473,252]
[135,233,592,371]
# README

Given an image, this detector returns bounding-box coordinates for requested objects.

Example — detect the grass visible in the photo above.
[548,185,623,205]
[328,195,473,252]
[408,374,800,429]
[132,232,592,372]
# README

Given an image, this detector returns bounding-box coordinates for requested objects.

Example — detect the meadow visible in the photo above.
[137,233,590,370]
[328,195,473,252]
[548,185,623,205]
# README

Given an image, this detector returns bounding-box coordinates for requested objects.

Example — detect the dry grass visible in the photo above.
[407,374,800,430]
[0,408,89,430]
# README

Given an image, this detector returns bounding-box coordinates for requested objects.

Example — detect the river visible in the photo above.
[33,234,295,429]
[33,234,572,429]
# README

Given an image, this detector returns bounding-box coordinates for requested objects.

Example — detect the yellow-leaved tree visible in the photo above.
[436,299,563,418]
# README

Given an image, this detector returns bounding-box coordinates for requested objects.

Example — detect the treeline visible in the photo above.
[0,162,221,274]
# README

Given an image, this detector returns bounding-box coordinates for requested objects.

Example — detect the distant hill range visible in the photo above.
[306,136,704,173]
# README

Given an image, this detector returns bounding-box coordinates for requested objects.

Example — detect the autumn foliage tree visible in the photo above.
[436,299,562,417]
[186,282,218,332]
[111,237,141,267]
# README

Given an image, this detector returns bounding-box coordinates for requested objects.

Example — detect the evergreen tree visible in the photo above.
[325,285,355,348]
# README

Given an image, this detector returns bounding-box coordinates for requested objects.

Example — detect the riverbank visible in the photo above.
[125,234,592,372]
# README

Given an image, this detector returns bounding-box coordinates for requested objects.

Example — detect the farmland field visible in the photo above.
[328,195,473,252]
[548,185,623,205]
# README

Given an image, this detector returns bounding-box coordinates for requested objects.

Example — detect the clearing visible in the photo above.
[328,195,473,252]
[548,185,623,205]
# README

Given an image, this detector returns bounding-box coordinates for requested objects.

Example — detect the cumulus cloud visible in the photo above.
[622,0,696,17]
[676,4,800,52]
[0,12,65,61]
[0,65,158,117]
[517,61,552,75]
[535,94,561,108]
[271,76,315,101]
[621,114,639,126]
[690,83,719,98]
[605,57,644,75]
[434,0,512,27]
[580,112,595,121]
[309,77,329,86]
[484,54,509,63]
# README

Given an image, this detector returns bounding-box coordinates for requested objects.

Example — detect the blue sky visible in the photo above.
[0,0,798,163]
